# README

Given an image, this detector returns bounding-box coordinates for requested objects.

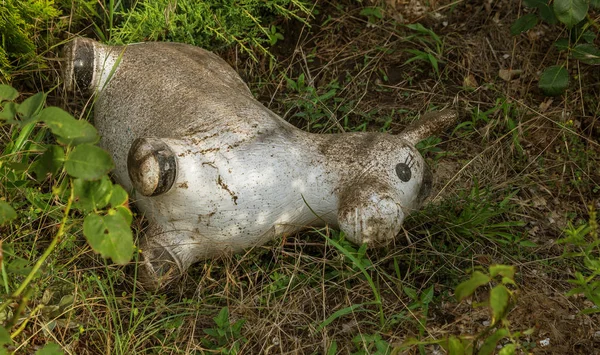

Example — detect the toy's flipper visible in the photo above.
[127,137,178,197]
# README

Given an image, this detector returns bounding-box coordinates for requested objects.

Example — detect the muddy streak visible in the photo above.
[216,175,238,205]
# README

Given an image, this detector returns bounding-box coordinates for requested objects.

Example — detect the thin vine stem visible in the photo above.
[0,181,74,316]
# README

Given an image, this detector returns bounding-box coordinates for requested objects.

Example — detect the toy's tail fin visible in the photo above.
[62,37,122,94]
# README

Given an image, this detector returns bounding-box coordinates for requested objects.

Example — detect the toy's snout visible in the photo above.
[336,148,434,246]
[338,192,405,246]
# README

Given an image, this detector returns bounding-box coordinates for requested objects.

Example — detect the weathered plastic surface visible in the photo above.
[62,38,458,289]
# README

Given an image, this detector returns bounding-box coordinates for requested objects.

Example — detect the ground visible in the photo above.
[2,0,600,354]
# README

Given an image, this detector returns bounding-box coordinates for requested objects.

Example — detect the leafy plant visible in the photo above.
[0,325,63,355]
[558,205,600,313]
[202,307,247,354]
[402,286,434,355]
[0,0,62,80]
[0,85,134,350]
[403,24,444,76]
[442,183,530,247]
[415,135,456,164]
[359,6,384,25]
[285,73,342,131]
[322,231,385,326]
[395,265,530,355]
[109,0,312,59]
[351,333,391,355]
[512,0,600,95]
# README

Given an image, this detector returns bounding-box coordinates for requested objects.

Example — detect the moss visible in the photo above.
[0,0,61,81]
[110,0,311,58]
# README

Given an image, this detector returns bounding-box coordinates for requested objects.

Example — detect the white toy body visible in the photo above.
[63,38,457,289]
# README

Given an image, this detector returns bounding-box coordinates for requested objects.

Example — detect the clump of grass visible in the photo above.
[0,0,62,81]
[109,0,313,59]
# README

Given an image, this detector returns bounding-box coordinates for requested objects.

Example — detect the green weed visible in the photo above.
[285,73,342,131]
[403,24,444,77]
[396,264,530,355]
[419,181,529,248]
[0,85,134,353]
[109,0,312,59]
[512,0,600,95]
[0,0,62,81]
[558,205,600,313]
[557,119,599,193]
[352,333,391,355]
[202,307,247,354]
[359,6,384,25]
[323,231,385,326]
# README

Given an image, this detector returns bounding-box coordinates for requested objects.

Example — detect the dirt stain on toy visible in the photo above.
[216,175,238,205]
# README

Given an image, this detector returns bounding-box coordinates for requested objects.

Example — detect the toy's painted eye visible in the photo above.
[395,154,415,182]
[396,163,411,182]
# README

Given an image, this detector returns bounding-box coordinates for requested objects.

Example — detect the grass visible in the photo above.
[1,0,600,354]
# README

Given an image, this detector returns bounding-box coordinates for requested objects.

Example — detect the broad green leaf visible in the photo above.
[421,285,434,304]
[0,85,18,102]
[17,92,45,119]
[83,213,133,264]
[581,30,596,43]
[455,271,490,301]
[0,201,17,225]
[523,0,557,23]
[523,0,546,7]
[553,38,570,51]
[0,326,11,345]
[592,0,600,8]
[0,102,17,121]
[489,265,515,280]
[572,44,600,64]
[539,3,558,24]
[406,23,441,43]
[4,162,28,173]
[403,286,418,300]
[447,336,464,355]
[580,307,600,314]
[479,328,508,355]
[501,277,517,286]
[73,177,113,212]
[490,284,510,323]
[375,338,390,353]
[510,14,538,35]
[109,185,128,207]
[65,144,114,180]
[39,107,99,145]
[114,206,133,225]
[498,344,516,355]
[553,0,588,28]
[35,342,64,355]
[214,307,230,328]
[538,65,569,96]
[33,145,65,179]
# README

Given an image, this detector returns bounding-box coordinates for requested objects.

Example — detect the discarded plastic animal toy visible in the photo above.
[63,38,458,289]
